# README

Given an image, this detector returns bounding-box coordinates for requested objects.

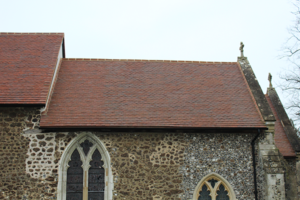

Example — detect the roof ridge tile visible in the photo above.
[0,32,64,35]
[62,58,236,64]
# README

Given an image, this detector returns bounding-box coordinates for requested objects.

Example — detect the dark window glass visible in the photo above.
[198,184,212,200]
[88,149,105,200]
[216,184,229,200]
[66,149,83,200]
[80,139,93,156]
[208,179,218,188]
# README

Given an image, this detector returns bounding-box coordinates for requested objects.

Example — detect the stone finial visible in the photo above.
[268,73,273,88]
[239,42,244,57]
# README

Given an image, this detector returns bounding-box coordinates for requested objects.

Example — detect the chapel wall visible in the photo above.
[0,107,269,200]
[255,133,267,200]
[24,131,257,200]
[296,155,300,198]
[180,132,256,200]
[256,128,299,200]
[0,107,58,200]
[285,158,298,200]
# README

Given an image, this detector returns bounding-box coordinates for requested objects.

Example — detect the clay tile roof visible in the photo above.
[40,59,266,128]
[265,94,296,157]
[0,33,64,104]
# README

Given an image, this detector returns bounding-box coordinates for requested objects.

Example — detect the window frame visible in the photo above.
[57,132,113,200]
[193,173,237,200]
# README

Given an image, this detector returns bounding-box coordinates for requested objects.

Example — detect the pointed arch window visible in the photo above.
[193,173,237,200]
[58,133,113,200]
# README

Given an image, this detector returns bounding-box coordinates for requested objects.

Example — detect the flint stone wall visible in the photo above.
[23,130,259,200]
[0,107,54,200]
[0,107,277,200]
[181,132,256,200]
[256,133,267,200]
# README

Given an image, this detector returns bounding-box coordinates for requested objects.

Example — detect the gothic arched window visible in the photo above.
[57,132,113,200]
[193,173,236,200]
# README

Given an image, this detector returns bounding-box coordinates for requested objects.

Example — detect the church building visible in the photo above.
[0,33,300,200]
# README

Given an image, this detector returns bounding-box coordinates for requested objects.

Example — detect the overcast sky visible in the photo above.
[0,0,297,117]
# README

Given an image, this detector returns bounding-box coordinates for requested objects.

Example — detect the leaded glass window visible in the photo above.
[66,139,105,200]
[195,175,234,200]
[88,149,105,200]
[216,184,229,200]
[66,149,83,200]
[80,139,93,156]
[198,184,212,200]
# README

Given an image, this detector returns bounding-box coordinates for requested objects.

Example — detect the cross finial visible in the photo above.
[239,42,244,57]
[268,73,273,88]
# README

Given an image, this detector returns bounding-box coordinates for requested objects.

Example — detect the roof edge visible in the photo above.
[236,60,265,123]
[0,32,64,35]
[40,34,65,115]
[39,125,267,129]
[237,57,276,121]
[63,58,237,64]
[32,127,265,134]
[41,58,63,115]
[0,104,44,107]
[267,87,300,152]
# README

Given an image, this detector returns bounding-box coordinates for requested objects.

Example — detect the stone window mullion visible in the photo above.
[82,170,89,200]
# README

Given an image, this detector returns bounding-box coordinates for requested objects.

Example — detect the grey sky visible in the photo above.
[0,0,296,115]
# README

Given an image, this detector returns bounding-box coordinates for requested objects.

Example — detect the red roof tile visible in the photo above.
[0,33,64,104]
[40,59,266,128]
[265,94,296,157]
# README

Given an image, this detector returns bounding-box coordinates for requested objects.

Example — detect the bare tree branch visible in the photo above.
[280,0,300,135]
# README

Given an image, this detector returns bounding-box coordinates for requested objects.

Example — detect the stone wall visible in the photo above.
[256,129,299,200]
[297,154,300,199]
[1,106,297,200]
[256,133,267,199]
[0,107,55,200]
[24,132,73,180]
[181,132,256,200]
[285,158,298,200]
[22,130,259,200]
[96,131,187,200]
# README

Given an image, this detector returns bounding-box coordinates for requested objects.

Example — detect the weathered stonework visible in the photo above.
[257,123,286,200]
[24,132,72,179]
[296,154,300,199]
[180,133,256,200]
[256,133,267,200]
[256,123,300,200]
[284,158,297,200]
[1,106,298,199]
[0,107,55,200]
[95,131,188,200]
[255,129,300,200]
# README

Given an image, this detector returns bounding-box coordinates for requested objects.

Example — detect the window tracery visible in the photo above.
[57,132,113,200]
[193,173,236,200]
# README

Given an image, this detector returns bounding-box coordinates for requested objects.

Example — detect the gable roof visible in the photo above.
[265,94,296,157]
[266,86,300,156]
[40,59,266,128]
[238,57,276,122]
[0,33,64,104]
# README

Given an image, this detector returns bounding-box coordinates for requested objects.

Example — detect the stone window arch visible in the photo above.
[57,132,113,200]
[193,173,237,200]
